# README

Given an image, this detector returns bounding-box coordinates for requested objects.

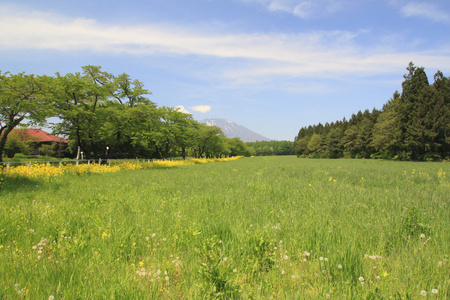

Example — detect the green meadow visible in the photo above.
[0,156,449,299]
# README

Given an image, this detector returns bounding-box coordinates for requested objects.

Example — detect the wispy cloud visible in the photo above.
[240,0,350,19]
[0,4,449,84]
[190,105,212,113]
[400,2,450,23]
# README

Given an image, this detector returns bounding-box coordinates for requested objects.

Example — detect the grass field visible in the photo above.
[0,156,449,299]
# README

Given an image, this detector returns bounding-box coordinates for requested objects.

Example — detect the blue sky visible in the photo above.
[1,0,450,141]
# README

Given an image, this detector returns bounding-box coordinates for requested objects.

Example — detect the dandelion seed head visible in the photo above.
[432,289,438,294]
[420,290,427,296]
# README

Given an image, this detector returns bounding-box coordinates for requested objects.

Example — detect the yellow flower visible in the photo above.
[139,261,144,267]
[101,232,108,239]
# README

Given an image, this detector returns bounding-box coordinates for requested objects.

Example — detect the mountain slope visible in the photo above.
[201,118,270,142]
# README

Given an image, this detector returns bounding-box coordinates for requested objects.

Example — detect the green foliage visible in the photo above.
[0,71,54,162]
[246,234,275,273]
[247,140,294,156]
[294,62,450,161]
[3,130,32,158]
[198,235,238,298]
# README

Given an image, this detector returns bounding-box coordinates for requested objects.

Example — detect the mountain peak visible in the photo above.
[201,118,270,142]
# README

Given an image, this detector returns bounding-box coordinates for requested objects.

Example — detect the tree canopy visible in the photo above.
[0,72,54,162]
[1,66,255,161]
[294,63,450,161]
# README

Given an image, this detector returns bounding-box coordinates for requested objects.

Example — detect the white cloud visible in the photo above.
[174,105,190,114]
[0,4,449,82]
[190,105,212,113]
[241,0,351,19]
[293,2,313,19]
[400,2,450,23]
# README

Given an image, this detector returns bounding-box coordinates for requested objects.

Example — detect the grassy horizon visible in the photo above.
[0,156,448,299]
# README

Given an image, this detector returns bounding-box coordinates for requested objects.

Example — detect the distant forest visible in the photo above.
[246,140,294,156]
[294,62,449,161]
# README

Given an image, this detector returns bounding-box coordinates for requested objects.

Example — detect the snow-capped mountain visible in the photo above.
[201,118,271,142]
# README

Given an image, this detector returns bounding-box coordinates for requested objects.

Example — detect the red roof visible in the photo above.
[9,129,68,143]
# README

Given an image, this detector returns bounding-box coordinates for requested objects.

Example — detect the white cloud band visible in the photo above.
[0,4,449,80]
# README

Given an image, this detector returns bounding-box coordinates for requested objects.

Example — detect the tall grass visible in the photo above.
[0,157,448,299]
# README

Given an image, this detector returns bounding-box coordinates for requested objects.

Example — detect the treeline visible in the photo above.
[295,63,450,161]
[0,66,253,162]
[246,140,294,156]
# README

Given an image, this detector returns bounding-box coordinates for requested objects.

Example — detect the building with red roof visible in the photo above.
[5,128,68,157]
[14,128,68,144]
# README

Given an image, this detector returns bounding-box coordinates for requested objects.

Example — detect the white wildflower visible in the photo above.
[420,290,427,296]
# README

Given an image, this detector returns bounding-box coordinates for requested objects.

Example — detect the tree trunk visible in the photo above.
[0,117,24,163]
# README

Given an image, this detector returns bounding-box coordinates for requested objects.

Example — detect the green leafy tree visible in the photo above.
[0,71,53,162]
[193,125,224,158]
